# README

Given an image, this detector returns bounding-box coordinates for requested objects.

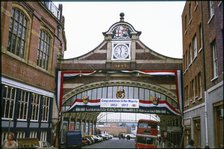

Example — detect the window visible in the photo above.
[211,41,218,79]
[195,75,198,98]
[190,80,193,102]
[193,34,197,59]
[18,90,29,120]
[40,132,47,141]
[29,132,37,138]
[198,72,202,98]
[208,1,215,19]
[189,43,193,64]
[7,8,27,58]
[2,85,16,119]
[16,132,25,139]
[184,85,189,106]
[1,132,8,143]
[192,79,195,102]
[186,51,188,69]
[37,30,51,70]
[199,24,203,51]
[194,1,198,10]
[41,96,50,121]
[31,93,40,121]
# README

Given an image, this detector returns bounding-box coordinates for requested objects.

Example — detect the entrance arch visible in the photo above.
[57,13,183,146]
[62,80,180,115]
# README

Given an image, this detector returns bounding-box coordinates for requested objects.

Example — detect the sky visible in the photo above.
[53,1,185,59]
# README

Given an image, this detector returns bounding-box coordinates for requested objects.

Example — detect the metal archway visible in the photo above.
[61,80,181,116]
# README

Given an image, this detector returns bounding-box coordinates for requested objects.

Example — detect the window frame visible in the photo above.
[184,85,189,107]
[189,43,193,65]
[37,28,52,71]
[193,34,198,59]
[7,7,28,59]
[30,93,40,121]
[211,40,218,80]
[198,24,203,52]
[198,72,202,99]
[16,132,26,139]
[2,85,16,119]
[41,96,50,122]
[208,1,215,23]
[17,90,30,120]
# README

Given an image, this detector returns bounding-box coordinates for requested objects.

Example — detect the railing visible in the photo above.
[41,1,61,20]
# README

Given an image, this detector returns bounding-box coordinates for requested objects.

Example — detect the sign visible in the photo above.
[184,119,191,126]
[100,99,139,108]
[167,126,182,132]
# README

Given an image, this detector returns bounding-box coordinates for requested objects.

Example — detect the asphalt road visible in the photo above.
[82,137,135,148]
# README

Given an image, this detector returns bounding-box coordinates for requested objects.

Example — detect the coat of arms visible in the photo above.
[113,25,130,39]
[82,96,89,105]
[150,96,160,105]
[116,87,125,99]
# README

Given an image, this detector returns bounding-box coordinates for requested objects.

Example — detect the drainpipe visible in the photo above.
[200,2,209,148]
[204,91,209,146]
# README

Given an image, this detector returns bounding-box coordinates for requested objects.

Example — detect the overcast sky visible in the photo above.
[53,1,185,59]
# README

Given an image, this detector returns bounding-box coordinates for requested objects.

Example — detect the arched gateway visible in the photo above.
[57,13,183,145]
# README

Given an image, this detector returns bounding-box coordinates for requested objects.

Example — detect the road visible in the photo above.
[82,137,135,148]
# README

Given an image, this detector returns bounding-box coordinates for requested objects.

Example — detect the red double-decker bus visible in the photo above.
[135,119,159,148]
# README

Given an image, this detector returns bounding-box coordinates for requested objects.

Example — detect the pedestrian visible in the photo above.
[2,132,18,149]
[186,139,195,148]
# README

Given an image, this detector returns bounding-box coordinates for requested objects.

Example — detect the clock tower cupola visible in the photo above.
[103,13,141,61]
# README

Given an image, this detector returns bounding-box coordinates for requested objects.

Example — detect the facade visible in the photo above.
[57,13,183,146]
[182,1,223,148]
[1,1,66,146]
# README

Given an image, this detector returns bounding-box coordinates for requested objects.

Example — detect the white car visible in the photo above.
[125,134,136,139]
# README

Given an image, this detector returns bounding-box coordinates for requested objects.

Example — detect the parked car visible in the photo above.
[96,135,103,142]
[85,136,95,144]
[82,136,92,145]
[82,137,90,146]
[92,135,102,142]
[99,134,108,140]
[106,134,113,139]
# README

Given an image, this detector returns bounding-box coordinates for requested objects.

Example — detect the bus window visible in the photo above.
[138,123,148,128]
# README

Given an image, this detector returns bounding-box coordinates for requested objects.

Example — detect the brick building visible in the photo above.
[182,1,223,148]
[1,1,66,146]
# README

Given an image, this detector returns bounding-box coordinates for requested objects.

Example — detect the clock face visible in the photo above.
[113,44,129,59]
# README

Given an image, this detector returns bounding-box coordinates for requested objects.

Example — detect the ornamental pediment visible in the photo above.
[102,12,141,40]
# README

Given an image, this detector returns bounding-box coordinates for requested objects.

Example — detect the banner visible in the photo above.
[100,99,139,108]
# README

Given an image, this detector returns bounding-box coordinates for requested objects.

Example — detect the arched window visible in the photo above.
[37,30,51,70]
[7,8,28,58]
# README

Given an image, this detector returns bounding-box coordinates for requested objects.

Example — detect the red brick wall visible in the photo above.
[1,1,66,92]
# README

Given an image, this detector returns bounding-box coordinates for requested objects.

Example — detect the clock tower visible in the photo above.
[103,12,141,62]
